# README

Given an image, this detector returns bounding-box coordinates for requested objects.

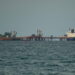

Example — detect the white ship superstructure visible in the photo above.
[66,29,75,37]
[66,28,75,41]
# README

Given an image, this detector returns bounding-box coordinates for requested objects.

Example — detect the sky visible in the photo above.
[0,0,75,36]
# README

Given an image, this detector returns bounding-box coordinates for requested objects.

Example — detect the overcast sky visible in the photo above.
[0,0,75,36]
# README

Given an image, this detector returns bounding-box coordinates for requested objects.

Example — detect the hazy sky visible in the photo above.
[0,0,75,36]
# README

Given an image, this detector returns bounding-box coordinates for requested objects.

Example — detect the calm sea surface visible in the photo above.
[0,41,75,75]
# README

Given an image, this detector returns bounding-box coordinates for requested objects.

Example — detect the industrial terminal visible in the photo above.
[0,28,75,41]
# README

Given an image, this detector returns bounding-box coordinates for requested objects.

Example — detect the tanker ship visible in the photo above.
[0,29,75,41]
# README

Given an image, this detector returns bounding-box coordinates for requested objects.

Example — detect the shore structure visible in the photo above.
[0,29,75,41]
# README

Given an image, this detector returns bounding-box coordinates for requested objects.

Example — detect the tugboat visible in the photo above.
[66,28,75,41]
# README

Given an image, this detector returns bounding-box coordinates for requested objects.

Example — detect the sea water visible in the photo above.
[0,41,75,75]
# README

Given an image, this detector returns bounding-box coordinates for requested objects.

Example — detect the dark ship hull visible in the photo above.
[67,37,75,41]
[0,37,22,41]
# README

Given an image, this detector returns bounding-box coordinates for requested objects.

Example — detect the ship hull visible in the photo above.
[0,37,22,41]
[67,37,75,41]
